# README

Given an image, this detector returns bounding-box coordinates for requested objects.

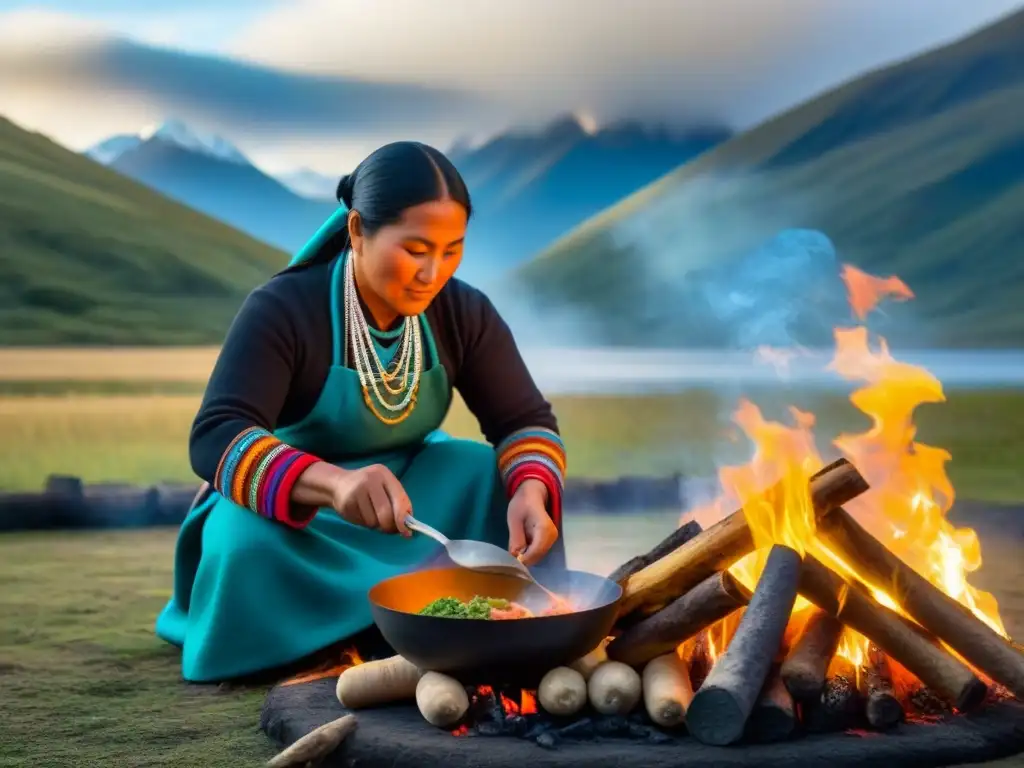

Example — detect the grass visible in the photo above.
[515,9,1024,350]
[2,385,1024,501]
[2,518,1024,767]
[0,117,286,346]
[0,529,274,767]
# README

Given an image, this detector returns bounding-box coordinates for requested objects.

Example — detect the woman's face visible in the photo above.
[351,199,467,318]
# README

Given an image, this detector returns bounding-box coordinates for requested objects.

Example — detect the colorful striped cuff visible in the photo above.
[497,427,566,527]
[214,426,321,528]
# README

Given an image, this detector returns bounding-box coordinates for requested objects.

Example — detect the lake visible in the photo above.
[521,348,1024,395]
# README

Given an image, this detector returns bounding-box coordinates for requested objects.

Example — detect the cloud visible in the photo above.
[226,0,1024,129]
[0,9,507,171]
[2,1,1022,171]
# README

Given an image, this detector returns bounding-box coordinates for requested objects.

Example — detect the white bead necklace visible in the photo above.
[343,254,422,421]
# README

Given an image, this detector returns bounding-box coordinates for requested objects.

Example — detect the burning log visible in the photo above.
[607,571,751,667]
[617,458,868,620]
[797,555,988,711]
[802,658,864,733]
[608,519,702,585]
[745,666,797,743]
[780,608,843,702]
[686,545,802,746]
[817,508,1024,700]
[859,644,904,730]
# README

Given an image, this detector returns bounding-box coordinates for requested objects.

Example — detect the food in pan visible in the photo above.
[418,595,573,619]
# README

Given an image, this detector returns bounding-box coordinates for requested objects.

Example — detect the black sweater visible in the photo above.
[189,258,561,486]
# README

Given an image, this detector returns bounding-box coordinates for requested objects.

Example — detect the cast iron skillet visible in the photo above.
[369,566,621,686]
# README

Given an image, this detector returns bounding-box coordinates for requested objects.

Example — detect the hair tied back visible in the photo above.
[337,174,354,206]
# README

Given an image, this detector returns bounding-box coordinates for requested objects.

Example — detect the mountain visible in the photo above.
[512,8,1024,350]
[86,119,250,166]
[86,120,338,253]
[276,167,337,200]
[0,116,286,345]
[84,116,725,281]
[451,115,731,286]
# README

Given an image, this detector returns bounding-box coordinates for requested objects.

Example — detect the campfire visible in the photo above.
[267,265,1024,766]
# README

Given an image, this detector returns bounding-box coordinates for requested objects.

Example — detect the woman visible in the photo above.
[155,141,567,683]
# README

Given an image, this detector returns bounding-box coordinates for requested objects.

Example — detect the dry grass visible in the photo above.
[3,386,1024,502]
[0,347,220,382]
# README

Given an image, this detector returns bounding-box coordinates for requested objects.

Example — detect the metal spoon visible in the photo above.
[405,515,534,582]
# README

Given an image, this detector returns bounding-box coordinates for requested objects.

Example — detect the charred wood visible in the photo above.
[802,658,865,733]
[608,571,750,667]
[818,508,1024,700]
[745,666,797,743]
[797,556,987,712]
[859,645,904,730]
[780,608,843,703]
[686,546,802,746]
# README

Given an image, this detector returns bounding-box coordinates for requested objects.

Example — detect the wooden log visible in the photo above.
[798,555,987,711]
[802,658,864,733]
[608,519,702,585]
[607,571,751,667]
[858,644,904,730]
[745,666,797,743]
[686,545,802,746]
[818,507,1024,700]
[780,608,843,702]
[617,458,868,619]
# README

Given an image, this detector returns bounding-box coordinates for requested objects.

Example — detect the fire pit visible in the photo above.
[261,677,1024,768]
[260,268,1024,767]
[260,460,1024,766]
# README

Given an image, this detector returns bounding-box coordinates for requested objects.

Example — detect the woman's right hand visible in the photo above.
[330,464,412,535]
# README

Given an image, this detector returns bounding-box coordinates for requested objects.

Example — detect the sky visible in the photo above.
[0,0,1022,174]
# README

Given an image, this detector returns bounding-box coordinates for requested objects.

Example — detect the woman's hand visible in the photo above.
[330,464,412,535]
[507,479,558,566]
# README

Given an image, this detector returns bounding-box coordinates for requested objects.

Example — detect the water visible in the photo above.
[520,348,1024,395]
[563,510,682,576]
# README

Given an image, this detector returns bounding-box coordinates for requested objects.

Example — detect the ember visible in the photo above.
[455,686,677,749]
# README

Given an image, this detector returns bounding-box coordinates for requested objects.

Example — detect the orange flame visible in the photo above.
[679,262,1006,676]
[840,264,914,320]
[281,646,364,686]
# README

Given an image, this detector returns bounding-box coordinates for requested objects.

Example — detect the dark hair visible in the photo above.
[292,141,471,269]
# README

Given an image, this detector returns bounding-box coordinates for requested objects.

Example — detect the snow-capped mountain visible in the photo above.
[84,118,336,253]
[83,114,730,274]
[85,119,249,167]
[276,167,338,200]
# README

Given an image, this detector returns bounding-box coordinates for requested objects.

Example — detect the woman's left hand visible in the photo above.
[507,479,558,566]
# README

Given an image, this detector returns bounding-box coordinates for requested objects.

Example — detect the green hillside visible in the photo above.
[0,117,289,345]
[515,9,1024,349]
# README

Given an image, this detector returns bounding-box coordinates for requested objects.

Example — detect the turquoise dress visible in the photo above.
[155,248,565,682]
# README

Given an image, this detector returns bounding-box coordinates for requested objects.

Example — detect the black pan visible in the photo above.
[369,566,621,686]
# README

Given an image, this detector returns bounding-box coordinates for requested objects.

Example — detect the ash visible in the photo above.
[462,688,680,749]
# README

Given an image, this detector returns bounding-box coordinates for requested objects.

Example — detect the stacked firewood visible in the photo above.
[603,458,1024,745]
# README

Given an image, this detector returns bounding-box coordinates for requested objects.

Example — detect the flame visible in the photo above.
[281,646,364,686]
[840,264,914,320]
[678,263,1006,677]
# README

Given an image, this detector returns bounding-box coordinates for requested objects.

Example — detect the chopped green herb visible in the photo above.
[418,595,503,619]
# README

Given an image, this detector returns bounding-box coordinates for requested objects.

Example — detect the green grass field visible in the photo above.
[0,118,284,345]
